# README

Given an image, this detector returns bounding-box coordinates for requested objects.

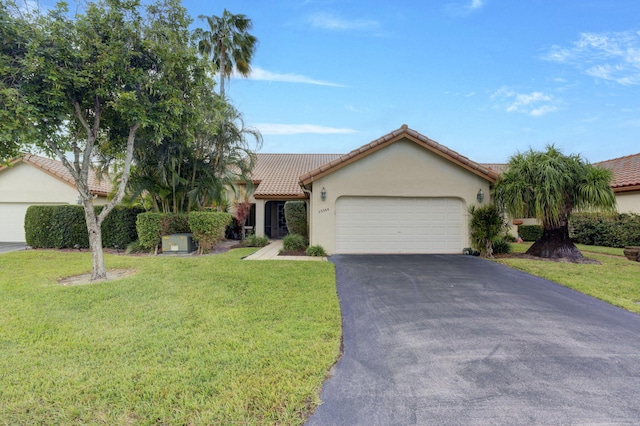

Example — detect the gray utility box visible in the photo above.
[162,233,196,253]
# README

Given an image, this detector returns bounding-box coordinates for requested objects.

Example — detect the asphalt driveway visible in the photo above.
[0,242,27,254]
[307,255,640,425]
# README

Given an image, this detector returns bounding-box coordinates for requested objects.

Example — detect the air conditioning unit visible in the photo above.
[162,233,196,254]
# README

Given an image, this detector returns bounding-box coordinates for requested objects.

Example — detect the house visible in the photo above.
[249,125,497,254]
[595,154,640,214]
[0,154,111,242]
[247,126,639,254]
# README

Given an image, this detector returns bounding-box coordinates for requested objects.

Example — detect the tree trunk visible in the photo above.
[82,200,107,280]
[526,223,583,259]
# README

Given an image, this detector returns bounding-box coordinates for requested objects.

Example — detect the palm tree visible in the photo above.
[195,10,257,97]
[494,145,616,260]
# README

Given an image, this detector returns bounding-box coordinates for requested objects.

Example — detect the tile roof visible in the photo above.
[251,153,342,198]
[299,125,499,186]
[0,154,113,196]
[481,163,508,174]
[595,153,640,192]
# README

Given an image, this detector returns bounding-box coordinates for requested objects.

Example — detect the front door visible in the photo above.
[265,201,289,238]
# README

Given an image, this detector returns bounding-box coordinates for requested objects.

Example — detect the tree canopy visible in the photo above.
[195,9,257,97]
[0,0,223,279]
[494,145,616,259]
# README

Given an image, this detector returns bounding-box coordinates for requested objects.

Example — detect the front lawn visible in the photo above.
[497,243,640,314]
[0,249,341,425]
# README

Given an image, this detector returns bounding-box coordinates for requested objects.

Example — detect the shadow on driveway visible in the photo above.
[307,254,640,425]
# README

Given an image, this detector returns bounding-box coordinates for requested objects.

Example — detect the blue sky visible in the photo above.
[178,0,640,164]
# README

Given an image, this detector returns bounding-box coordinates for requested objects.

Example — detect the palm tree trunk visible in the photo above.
[526,223,583,259]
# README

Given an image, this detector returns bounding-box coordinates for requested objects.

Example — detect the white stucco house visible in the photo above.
[0,154,111,242]
[246,125,640,255]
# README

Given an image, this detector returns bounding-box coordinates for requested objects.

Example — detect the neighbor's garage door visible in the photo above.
[336,197,463,254]
[0,203,31,242]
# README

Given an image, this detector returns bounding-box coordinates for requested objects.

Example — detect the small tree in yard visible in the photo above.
[494,145,616,260]
[1,0,210,280]
[469,204,506,258]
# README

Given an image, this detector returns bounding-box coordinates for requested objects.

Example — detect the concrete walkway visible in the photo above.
[243,240,327,261]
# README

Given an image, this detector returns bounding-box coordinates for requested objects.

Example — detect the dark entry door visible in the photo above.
[265,201,289,238]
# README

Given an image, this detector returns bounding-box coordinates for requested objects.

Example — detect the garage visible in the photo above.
[335,196,464,254]
[0,203,31,242]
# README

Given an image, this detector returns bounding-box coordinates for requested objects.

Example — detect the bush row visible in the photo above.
[24,205,144,249]
[136,211,232,253]
[570,212,640,248]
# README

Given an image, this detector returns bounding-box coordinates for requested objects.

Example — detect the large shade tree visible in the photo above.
[494,145,616,260]
[195,9,257,97]
[1,0,211,280]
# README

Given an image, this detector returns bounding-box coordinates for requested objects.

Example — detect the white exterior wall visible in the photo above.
[0,162,107,241]
[615,191,640,214]
[308,139,492,254]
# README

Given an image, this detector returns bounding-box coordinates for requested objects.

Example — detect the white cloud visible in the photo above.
[491,87,558,116]
[237,67,345,87]
[307,12,379,32]
[543,30,640,85]
[255,124,358,135]
[469,0,484,10]
[444,0,485,16]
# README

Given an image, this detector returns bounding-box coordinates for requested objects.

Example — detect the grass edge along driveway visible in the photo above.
[0,248,341,425]
[496,243,640,314]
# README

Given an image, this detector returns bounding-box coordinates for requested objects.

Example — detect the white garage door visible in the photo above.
[336,197,464,254]
[0,203,31,242]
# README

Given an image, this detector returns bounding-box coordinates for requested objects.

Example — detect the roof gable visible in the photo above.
[299,125,498,186]
[0,154,113,197]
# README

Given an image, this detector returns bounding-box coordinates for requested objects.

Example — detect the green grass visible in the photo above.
[0,249,341,425]
[497,243,640,314]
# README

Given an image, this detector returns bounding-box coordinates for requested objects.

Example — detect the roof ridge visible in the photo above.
[594,152,640,164]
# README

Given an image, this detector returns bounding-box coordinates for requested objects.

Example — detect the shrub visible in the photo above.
[188,212,233,254]
[468,204,506,258]
[100,206,144,249]
[136,213,163,252]
[136,212,190,253]
[282,233,307,252]
[241,233,269,247]
[306,245,327,257]
[24,205,55,248]
[518,225,543,242]
[284,201,308,240]
[570,212,640,247]
[24,205,143,249]
[492,237,512,255]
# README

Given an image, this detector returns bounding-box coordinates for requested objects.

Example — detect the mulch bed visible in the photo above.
[493,252,600,264]
[278,249,308,257]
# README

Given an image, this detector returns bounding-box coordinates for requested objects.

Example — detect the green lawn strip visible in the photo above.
[496,245,640,314]
[0,249,341,425]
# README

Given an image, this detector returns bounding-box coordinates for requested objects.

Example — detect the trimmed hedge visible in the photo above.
[188,212,233,254]
[24,205,144,249]
[518,225,543,242]
[284,201,307,240]
[136,213,190,252]
[570,212,640,248]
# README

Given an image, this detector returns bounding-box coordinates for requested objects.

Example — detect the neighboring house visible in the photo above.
[249,125,497,254]
[595,154,640,214]
[0,154,111,242]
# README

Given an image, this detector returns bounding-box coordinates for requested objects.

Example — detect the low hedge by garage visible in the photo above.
[24,205,144,249]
